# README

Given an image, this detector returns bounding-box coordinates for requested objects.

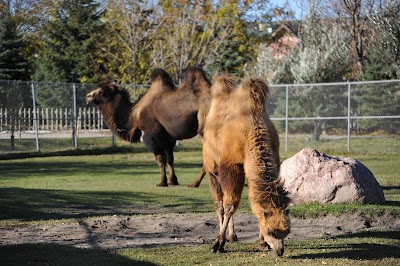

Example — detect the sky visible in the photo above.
[270,0,307,18]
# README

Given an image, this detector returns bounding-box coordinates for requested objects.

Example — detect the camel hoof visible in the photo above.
[211,246,225,253]
[228,234,238,243]
[211,238,226,253]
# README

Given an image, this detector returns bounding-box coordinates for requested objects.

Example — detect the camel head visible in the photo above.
[86,82,142,143]
[258,207,290,257]
[86,82,119,105]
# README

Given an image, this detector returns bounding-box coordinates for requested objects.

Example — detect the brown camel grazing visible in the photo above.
[86,67,211,186]
[202,75,291,256]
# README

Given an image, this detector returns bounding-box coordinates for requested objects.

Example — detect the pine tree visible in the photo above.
[0,3,30,80]
[34,0,107,84]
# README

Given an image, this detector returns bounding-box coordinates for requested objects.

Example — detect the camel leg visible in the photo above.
[208,173,227,253]
[228,216,238,242]
[209,174,224,226]
[187,165,206,188]
[211,163,245,253]
[165,147,179,186]
[154,153,168,187]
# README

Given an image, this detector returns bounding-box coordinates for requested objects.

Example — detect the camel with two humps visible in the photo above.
[202,75,291,256]
[86,67,211,187]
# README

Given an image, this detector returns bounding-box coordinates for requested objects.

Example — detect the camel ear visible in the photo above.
[108,82,117,93]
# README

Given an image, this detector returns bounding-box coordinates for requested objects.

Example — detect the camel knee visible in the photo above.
[155,154,166,167]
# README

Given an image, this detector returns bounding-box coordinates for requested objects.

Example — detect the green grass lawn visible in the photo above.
[0,137,399,265]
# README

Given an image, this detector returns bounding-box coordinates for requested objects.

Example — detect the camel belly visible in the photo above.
[160,112,199,140]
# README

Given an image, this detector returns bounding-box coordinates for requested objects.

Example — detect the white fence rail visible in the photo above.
[0,107,104,131]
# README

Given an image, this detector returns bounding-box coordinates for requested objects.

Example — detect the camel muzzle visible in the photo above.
[86,93,95,105]
[273,247,284,257]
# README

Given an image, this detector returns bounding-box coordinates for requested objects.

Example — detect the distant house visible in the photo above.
[268,21,301,59]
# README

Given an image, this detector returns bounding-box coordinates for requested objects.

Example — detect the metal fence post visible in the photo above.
[285,85,289,152]
[72,83,78,149]
[347,82,351,152]
[31,83,40,152]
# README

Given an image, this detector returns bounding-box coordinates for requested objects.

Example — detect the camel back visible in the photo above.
[134,68,209,140]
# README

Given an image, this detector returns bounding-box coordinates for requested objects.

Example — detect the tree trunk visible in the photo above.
[313,120,323,141]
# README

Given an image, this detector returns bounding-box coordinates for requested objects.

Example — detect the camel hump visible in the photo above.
[150,68,175,89]
[181,66,211,91]
[211,75,237,97]
[240,77,270,111]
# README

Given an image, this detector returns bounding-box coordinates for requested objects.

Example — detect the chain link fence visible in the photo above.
[1,79,399,154]
[269,80,400,154]
[0,81,149,153]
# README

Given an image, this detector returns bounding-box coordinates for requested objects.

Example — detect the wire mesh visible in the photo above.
[0,79,398,154]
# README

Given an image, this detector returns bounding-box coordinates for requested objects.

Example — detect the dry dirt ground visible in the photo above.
[1,211,398,250]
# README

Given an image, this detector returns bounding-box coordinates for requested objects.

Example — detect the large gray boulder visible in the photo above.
[280,148,386,204]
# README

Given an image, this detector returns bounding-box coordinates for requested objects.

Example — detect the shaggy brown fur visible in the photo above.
[86,67,211,186]
[202,76,290,256]
[187,86,280,188]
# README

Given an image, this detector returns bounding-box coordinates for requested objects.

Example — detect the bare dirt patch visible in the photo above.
[1,212,398,249]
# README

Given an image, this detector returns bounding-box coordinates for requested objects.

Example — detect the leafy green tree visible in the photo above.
[364,0,400,80]
[155,0,263,80]
[102,0,164,83]
[354,1,400,134]
[271,4,353,140]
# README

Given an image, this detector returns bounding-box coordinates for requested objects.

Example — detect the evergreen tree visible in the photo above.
[0,2,30,80]
[34,0,107,84]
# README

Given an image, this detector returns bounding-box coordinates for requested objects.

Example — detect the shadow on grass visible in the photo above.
[0,244,157,266]
[0,160,160,179]
[382,186,400,190]
[334,230,400,241]
[0,187,211,221]
[291,230,400,260]
[0,146,146,161]
[384,200,400,207]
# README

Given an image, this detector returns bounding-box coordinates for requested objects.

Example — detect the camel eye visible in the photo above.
[263,211,271,218]
[267,229,277,238]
